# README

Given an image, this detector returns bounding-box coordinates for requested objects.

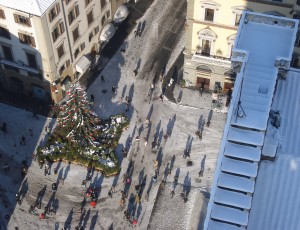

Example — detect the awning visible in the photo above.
[113,4,129,24]
[75,56,90,74]
[99,23,115,41]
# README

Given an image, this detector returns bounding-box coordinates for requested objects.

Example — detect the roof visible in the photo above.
[248,71,300,230]
[204,12,298,230]
[0,0,56,16]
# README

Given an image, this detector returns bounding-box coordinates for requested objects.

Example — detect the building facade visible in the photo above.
[184,0,300,91]
[0,0,126,103]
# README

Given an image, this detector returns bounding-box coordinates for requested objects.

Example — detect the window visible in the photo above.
[14,14,31,27]
[66,0,72,4]
[72,26,80,42]
[235,13,241,26]
[106,10,110,19]
[94,26,99,34]
[201,39,211,56]
[2,45,13,61]
[59,64,65,75]
[101,16,105,26]
[74,47,80,58]
[101,0,106,9]
[89,31,94,42]
[68,4,80,25]
[49,3,60,22]
[57,43,65,59]
[205,9,214,22]
[87,10,94,26]
[66,59,70,67]
[80,42,85,51]
[0,9,6,19]
[26,52,38,69]
[0,26,10,39]
[52,21,65,42]
[18,33,36,47]
[85,0,93,7]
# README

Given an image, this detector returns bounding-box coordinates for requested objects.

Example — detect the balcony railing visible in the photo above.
[0,58,43,79]
[192,52,231,68]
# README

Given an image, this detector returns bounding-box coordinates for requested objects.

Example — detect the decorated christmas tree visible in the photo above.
[36,83,129,175]
[57,83,100,147]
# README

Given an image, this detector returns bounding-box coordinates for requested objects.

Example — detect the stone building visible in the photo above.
[0,0,127,103]
[184,0,300,91]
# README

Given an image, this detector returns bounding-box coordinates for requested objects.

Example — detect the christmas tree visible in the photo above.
[57,83,100,147]
[36,83,129,175]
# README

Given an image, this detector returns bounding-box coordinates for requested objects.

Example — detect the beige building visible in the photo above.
[0,0,126,103]
[184,0,300,91]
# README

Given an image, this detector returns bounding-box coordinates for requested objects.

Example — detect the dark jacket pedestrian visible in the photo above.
[108,190,112,198]
[101,75,105,83]
[90,94,95,102]
[159,94,163,101]
[112,86,116,94]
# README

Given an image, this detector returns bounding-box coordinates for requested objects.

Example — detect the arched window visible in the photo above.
[197,29,217,56]
[226,34,236,58]
[231,6,252,26]
[196,65,213,73]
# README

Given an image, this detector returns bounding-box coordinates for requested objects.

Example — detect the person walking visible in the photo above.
[90,94,95,102]
[112,85,116,94]
[101,75,105,83]
[108,189,113,198]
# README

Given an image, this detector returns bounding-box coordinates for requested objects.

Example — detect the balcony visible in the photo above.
[0,58,43,79]
[192,52,231,68]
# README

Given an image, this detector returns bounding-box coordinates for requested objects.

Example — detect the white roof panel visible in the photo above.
[211,204,248,226]
[214,187,252,209]
[218,172,255,193]
[224,142,261,162]
[221,157,258,178]
[0,0,56,16]
[208,220,246,230]
[227,127,264,146]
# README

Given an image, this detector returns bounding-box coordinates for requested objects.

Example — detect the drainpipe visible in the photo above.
[61,0,73,63]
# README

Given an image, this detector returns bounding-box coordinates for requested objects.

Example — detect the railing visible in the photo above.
[192,52,231,68]
[245,12,296,28]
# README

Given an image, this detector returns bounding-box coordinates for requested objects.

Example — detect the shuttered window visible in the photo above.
[57,43,65,59]
[68,4,80,25]
[18,33,36,47]
[0,9,6,19]
[87,10,94,26]
[14,14,31,27]
[49,3,61,22]
[52,21,65,43]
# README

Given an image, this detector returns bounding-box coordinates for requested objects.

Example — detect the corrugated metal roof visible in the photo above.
[0,0,56,16]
